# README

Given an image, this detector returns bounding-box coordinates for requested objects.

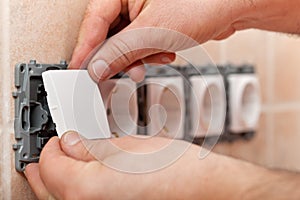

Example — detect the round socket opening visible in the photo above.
[158,86,181,136]
[109,83,138,136]
[241,83,260,126]
[201,84,223,131]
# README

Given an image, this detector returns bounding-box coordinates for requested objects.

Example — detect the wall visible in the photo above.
[0,1,89,199]
[205,31,300,171]
[1,0,300,199]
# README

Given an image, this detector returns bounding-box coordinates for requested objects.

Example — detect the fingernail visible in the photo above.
[92,60,111,80]
[161,56,172,63]
[63,131,81,146]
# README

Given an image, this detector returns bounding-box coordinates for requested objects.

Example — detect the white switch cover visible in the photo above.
[42,70,111,139]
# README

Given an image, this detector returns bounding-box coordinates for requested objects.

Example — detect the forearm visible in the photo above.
[191,150,300,199]
[232,0,300,34]
[244,168,300,200]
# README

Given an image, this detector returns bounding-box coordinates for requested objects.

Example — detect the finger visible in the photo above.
[25,163,54,200]
[60,131,173,163]
[60,131,120,162]
[126,64,146,83]
[214,26,236,40]
[142,52,176,65]
[125,52,176,82]
[39,137,91,199]
[60,131,96,162]
[69,0,122,69]
[87,25,196,82]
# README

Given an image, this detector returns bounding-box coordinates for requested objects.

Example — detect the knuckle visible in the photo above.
[109,38,137,66]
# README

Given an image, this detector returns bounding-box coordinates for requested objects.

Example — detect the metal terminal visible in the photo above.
[29,60,36,64]
[60,60,67,65]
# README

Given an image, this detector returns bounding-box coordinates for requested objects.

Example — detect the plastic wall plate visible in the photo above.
[190,75,226,137]
[145,77,185,139]
[42,70,111,139]
[99,78,138,137]
[228,74,261,133]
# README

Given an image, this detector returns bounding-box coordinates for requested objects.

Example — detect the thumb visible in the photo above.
[86,27,198,82]
[60,131,120,162]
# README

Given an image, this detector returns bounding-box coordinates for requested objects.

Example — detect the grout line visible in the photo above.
[219,40,227,65]
[265,32,275,167]
[261,103,300,113]
[1,0,11,199]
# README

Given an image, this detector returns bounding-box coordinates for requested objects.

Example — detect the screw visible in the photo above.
[12,144,19,150]
[29,60,36,64]
[12,91,18,98]
[60,60,67,65]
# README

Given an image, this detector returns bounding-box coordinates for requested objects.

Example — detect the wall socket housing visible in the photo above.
[13,61,261,171]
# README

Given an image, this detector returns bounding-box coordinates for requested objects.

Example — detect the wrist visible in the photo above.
[166,145,253,200]
[243,168,300,199]
[187,150,269,200]
[230,0,300,34]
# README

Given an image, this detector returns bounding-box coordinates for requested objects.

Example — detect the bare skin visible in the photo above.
[25,132,300,200]
[25,0,300,199]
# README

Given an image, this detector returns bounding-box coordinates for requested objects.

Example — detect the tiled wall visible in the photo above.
[205,31,300,171]
[1,1,89,199]
[1,0,300,199]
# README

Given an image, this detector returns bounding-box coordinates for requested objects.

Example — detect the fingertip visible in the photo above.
[46,136,60,146]
[127,65,146,83]
[168,52,176,62]
[67,61,77,69]
[160,52,176,64]
[39,136,63,165]
[60,131,95,162]
[61,131,81,146]
[24,163,38,177]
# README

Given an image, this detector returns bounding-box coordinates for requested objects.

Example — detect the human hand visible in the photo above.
[69,0,243,82]
[25,131,219,199]
[25,131,300,200]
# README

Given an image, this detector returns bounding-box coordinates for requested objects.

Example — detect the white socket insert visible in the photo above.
[99,78,138,137]
[42,70,111,139]
[228,74,261,133]
[190,75,226,138]
[146,77,185,139]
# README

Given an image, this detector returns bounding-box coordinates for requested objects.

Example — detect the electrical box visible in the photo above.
[12,60,67,171]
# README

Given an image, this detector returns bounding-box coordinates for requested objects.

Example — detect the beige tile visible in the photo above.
[9,0,88,64]
[272,111,300,171]
[8,0,89,121]
[0,0,7,127]
[3,0,90,198]
[213,142,231,156]
[0,71,3,128]
[0,128,3,198]
[214,113,271,167]
[273,34,300,104]
[221,30,270,105]
[10,134,37,199]
[202,41,222,64]
[222,30,268,64]
[228,113,271,166]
